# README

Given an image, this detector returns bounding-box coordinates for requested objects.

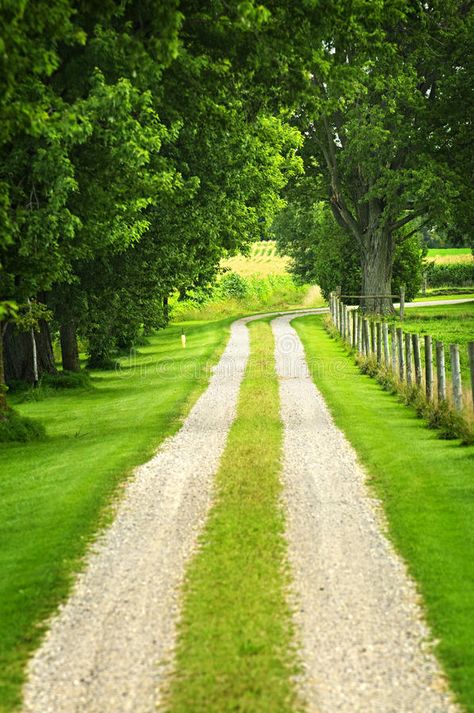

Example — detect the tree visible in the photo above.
[274,198,425,302]
[287,0,472,312]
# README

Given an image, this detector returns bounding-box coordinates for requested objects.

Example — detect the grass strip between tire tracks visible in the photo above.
[293,314,474,713]
[164,320,302,713]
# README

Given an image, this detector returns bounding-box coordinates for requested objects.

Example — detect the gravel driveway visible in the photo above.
[272,313,459,712]
[22,307,461,712]
[22,318,254,713]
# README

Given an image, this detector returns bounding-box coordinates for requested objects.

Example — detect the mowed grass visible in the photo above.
[0,320,232,712]
[221,240,290,277]
[165,321,301,713]
[294,315,474,712]
[414,293,474,301]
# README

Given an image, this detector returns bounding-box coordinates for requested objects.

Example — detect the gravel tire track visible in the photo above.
[22,319,256,713]
[272,313,459,713]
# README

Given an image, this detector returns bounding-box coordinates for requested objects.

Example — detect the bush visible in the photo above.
[0,409,46,442]
[425,262,474,287]
[217,272,248,299]
[42,370,92,389]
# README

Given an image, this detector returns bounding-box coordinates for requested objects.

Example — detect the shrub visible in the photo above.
[42,370,92,389]
[425,262,474,287]
[217,272,248,299]
[0,409,46,443]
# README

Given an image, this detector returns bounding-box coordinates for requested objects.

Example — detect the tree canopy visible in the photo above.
[0,0,471,412]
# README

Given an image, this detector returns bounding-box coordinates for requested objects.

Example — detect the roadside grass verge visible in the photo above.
[0,319,232,713]
[294,315,474,712]
[164,321,301,713]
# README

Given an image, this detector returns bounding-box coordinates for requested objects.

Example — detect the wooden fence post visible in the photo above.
[397,327,404,380]
[424,335,433,401]
[370,320,376,354]
[357,313,363,354]
[339,301,343,335]
[390,325,397,372]
[376,322,382,365]
[352,310,357,349]
[436,341,446,403]
[405,332,412,386]
[412,333,422,387]
[400,286,405,321]
[468,342,474,411]
[450,344,463,412]
[382,323,389,367]
[363,318,370,356]
[345,306,351,344]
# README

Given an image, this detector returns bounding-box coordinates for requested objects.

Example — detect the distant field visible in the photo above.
[427,248,472,264]
[221,241,290,276]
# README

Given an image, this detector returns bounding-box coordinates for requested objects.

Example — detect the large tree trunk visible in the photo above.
[35,320,57,376]
[0,322,7,414]
[4,320,57,384]
[360,231,395,314]
[60,321,80,372]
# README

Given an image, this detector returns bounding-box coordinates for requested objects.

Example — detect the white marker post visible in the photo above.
[181,329,186,348]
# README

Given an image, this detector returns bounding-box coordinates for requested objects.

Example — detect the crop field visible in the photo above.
[221,240,290,276]
[427,248,473,264]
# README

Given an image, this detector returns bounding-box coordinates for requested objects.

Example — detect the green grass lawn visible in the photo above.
[0,319,232,713]
[294,315,474,712]
[165,320,301,713]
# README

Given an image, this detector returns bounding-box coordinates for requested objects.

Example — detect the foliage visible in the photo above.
[41,370,91,390]
[274,200,425,301]
[425,262,474,288]
[0,408,45,443]
[171,273,322,321]
[283,1,473,306]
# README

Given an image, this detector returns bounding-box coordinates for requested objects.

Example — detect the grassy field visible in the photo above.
[294,314,474,712]
[427,248,473,264]
[165,320,301,713]
[221,240,289,277]
[0,320,232,712]
[414,293,474,301]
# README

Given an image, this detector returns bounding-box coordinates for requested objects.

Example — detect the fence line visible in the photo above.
[329,293,474,414]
